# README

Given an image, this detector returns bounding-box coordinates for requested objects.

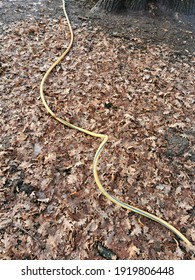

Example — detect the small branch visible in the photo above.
[13,223,44,247]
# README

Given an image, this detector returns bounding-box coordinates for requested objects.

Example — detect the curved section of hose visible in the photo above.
[40,0,192,247]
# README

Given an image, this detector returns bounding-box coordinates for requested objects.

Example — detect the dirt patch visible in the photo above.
[1,0,195,54]
[88,1,195,53]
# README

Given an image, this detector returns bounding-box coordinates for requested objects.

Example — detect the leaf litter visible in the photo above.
[0,14,194,260]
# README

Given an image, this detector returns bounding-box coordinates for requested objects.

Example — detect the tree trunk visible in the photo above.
[125,0,148,11]
[94,0,195,15]
[168,0,195,14]
[94,0,124,12]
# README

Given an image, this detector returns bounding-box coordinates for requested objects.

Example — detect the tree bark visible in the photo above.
[94,0,124,12]
[94,0,195,14]
[168,0,195,14]
[125,0,148,11]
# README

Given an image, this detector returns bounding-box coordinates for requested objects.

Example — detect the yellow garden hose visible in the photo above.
[40,0,192,248]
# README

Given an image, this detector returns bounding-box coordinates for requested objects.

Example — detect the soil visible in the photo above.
[1,0,195,54]
[0,0,194,260]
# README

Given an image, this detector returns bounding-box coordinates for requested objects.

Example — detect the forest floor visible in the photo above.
[0,0,195,260]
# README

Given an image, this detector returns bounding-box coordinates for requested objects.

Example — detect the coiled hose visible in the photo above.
[40,0,192,248]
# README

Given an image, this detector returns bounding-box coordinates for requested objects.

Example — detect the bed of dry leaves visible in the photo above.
[0,15,194,260]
